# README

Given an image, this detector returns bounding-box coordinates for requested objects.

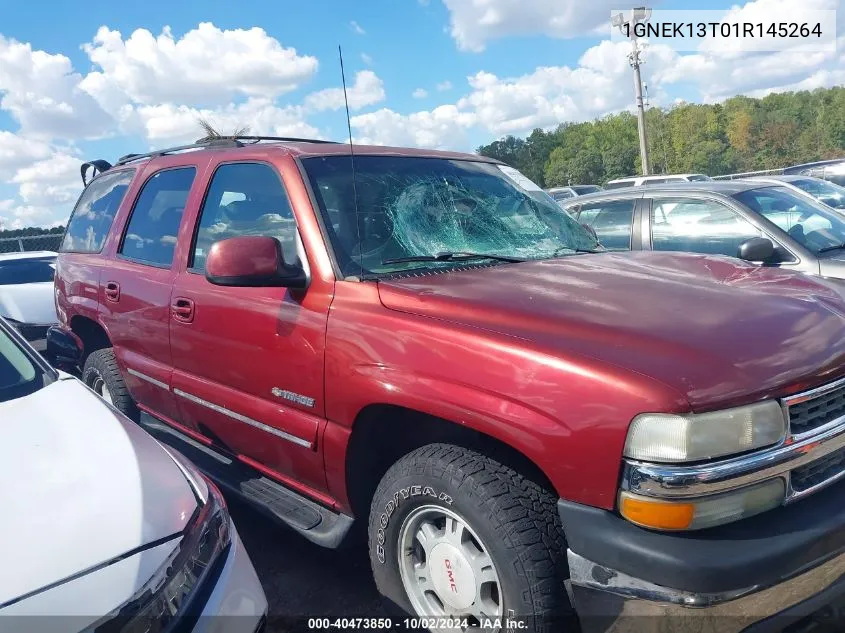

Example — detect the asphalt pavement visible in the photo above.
[227,495,386,622]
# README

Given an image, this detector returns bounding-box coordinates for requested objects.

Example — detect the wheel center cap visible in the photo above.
[429,542,476,610]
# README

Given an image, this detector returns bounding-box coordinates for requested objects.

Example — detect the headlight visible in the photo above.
[623,400,786,463]
[619,478,786,530]
[94,478,230,633]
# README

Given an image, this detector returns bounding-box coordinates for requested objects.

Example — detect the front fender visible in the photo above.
[323,286,688,511]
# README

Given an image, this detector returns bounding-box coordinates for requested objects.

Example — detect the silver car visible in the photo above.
[749,174,845,210]
[560,180,845,280]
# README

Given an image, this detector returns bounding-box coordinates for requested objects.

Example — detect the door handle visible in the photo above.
[104,281,120,302]
[171,297,195,323]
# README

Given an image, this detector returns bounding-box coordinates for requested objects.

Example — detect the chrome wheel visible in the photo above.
[398,505,503,627]
[90,373,113,405]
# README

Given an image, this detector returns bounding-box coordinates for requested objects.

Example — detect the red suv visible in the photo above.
[51,136,845,632]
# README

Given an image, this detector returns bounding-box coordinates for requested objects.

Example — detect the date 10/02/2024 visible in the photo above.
[307,618,529,630]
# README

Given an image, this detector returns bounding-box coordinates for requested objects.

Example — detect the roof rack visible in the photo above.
[114,135,339,167]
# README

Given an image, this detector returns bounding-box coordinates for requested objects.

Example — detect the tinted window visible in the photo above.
[191,163,299,271]
[120,168,195,267]
[0,257,56,285]
[790,178,845,209]
[687,174,712,182]
[644,178,667,184]
[605,180,635,190]
[651,197,763,257]
[577,199,635,250]
[61,170,134,253]
[735,186,845,254]
[551,190,574,201]
[302,156,599,277]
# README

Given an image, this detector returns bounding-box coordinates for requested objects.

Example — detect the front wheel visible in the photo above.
[368,444,575,632]
[82,347,139,421]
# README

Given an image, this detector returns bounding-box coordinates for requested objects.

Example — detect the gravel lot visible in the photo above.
[227,495,386,622]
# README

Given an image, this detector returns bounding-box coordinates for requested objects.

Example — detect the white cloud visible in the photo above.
[436,81,453,91]
[0,204,64,230]
[0,35,113,139]
[79,23,318,108]
[0,131,53,179]
[441,0,645,51]
[129,99,320,145]
[412,88,429,99]
[304,70,386,112]
[351,105,476,148]
[12,153,82,208]
[361,52,374,65]
[350,21,366,35]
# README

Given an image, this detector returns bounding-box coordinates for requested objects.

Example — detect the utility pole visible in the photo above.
[612,7,652,175]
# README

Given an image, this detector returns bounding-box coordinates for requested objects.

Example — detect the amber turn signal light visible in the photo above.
[619,493,695,530]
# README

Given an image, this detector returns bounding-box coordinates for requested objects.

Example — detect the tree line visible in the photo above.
[0,226,64,239]
[477,86,845,188]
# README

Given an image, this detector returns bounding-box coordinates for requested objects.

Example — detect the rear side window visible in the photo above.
[0,258,56,285]
[120,167,196,267]
[190,163,298,272]
[61,170,135,253]
[605,180,635,190]
[651,197,763,257]
[577,199,635,250]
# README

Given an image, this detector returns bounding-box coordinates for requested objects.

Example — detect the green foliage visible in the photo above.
[477,87,845,187]
[0,226,64,238]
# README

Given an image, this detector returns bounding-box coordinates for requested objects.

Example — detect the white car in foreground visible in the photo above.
[0,317,267,632]
[0,251,59,351]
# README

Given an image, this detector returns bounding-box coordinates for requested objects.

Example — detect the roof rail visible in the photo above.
[113,135,339,167]
[232,135,339,145]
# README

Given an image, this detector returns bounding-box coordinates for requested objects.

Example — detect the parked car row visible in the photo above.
[5,136,845,633]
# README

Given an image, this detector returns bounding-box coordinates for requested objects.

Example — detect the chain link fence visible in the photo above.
[0,234,64,254]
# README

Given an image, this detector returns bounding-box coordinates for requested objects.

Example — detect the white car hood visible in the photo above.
[0,282,58,324]
[0,378,197,607]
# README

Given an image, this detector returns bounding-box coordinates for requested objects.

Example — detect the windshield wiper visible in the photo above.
[817,243,845,254]
[551,246,605,257]
[382,251,526,265]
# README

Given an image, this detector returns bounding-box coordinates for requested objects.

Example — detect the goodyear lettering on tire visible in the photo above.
[376,485,453,564]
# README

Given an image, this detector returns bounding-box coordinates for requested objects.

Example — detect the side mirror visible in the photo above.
[738,237,775,263]
[45,326,82,370]
[205,236,307,289]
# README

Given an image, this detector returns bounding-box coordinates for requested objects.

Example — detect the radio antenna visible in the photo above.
[338,45,364,280]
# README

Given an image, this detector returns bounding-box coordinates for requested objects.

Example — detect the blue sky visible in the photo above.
[0,0,842,228]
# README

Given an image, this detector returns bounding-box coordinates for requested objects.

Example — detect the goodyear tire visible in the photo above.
[82,348,139,422]
[368,444,576,633]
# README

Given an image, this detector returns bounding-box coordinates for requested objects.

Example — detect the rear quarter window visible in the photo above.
[61,169,135,253]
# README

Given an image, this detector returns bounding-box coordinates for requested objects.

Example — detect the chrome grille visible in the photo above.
[791,446,845,493]
[787,379,845,436]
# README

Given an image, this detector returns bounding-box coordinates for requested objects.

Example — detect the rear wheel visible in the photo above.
[368,444,576,632]
[82,348,139,421]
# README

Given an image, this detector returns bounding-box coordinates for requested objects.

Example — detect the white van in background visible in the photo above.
[605,173,712,189]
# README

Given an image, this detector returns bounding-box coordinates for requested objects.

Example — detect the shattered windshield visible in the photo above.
[302,156,600,277]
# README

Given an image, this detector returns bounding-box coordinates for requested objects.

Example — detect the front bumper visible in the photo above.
[560,481,845,633]
[568,549,845,633]
[191,519,268,633]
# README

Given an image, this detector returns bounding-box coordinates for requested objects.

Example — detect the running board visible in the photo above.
[139,414,354,549]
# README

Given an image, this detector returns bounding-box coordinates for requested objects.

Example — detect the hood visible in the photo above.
[378,251,845,410]
[0,378,197,606]
[0,282,58,324]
